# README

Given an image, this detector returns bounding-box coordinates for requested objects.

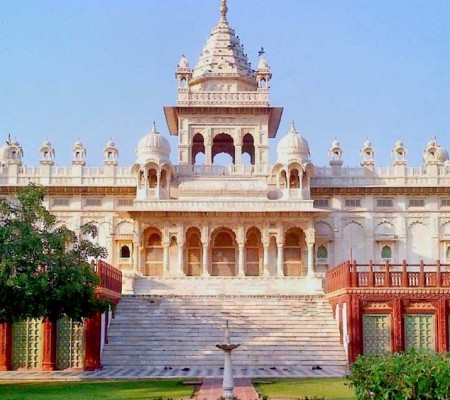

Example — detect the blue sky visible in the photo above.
[1,0,449,167]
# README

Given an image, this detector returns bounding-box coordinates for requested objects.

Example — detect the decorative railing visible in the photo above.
[313,166,450,187]
[325,260,450,293]
[177,89,270,106]
[93,260,122,295]
[175,164,270,176]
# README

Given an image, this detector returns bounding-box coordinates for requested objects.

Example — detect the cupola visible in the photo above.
[423,138,449,166]
[135,122,171,166]
[276,122,310,164]
[104,139,119,166]
[72,140,87,166]
[39,139,55,165]
[360,139,375,166]
[328,138,343,167]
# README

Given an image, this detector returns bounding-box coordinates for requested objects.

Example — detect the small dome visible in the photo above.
[42,139,52,147]
[331,138,341,149]
[276,122,310,164]
[105,139,116,148]
[423,138,449,165]
[394,140,404,148]
[363,139,372,148]
[135,122,171,165]
[74,140,83,147]
[178,55,190,69]
[0,143,9,163]
[257,56,270,71]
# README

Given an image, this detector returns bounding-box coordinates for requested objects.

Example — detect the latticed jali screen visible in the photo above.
[405,314,435,351]
[57,318,85,370]
[362,314,391,355]
[12,319,43,370]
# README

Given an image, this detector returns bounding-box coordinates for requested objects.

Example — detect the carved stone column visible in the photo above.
[163,244,170,276]
[176,231,186,276]
[42,318,57,371]
[306,222,316,276]
[0,322,12,371]
[307,243,315,276]
[276,244,284,277]
[262,229,270,277]
[237,244,245,276]
[205,137,212,166]
[202,243,210,277]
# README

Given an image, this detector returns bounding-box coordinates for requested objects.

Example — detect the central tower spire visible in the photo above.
[220,0,228,22]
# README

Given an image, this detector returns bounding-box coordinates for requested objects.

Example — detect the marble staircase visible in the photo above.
[101,295,348,371]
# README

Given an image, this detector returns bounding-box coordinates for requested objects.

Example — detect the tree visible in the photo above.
[0,184,109,324]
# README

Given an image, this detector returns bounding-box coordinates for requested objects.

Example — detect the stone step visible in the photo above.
[101,294,347,369]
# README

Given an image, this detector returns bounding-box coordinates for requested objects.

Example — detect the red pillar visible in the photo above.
[42,318,57,371]
[84,311,102,371]
[436,298,448,353]
[348,295,362,362]
[0,322,12,371]
[392,298,403,353]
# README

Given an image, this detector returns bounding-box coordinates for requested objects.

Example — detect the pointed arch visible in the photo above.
[242,133,255,165]
[192,133,205,165]
[245,227,262,276]
[185,227,202,276]
[210,227,237,276]
[212,133,235,165]
[284,227,305,276]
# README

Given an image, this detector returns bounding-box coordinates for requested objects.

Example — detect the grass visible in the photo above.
[0,379,194,400]
[253,377,356,400]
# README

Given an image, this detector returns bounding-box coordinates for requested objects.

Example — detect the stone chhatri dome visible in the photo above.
[135,121,171,165]
[190,0,256,89]
[276,122,310,164]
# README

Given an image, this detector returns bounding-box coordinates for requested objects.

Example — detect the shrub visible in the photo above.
[348,349,450,399]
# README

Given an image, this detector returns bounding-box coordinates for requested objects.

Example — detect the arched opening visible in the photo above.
[211,228,236,276]
[317,245,328,259]
[186,228,202,276]
[180,77,187,88]
[289,169,300,188]
[120,245,131,259]
[245,228,262,276]
[259,78,267,89]
[147,169,157,188]
[144,229,163,276]
[381,245,392,260]
[192,133,205,165]
[212,133,235,165]
[446,246,450,262]
[284,228,305,276]
[242,133,255,165]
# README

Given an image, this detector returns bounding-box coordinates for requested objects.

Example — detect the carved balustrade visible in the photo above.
[326,260,450,293]
[93,260,122,295]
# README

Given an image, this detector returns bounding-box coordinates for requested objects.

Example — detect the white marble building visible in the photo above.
[1,0,450,295]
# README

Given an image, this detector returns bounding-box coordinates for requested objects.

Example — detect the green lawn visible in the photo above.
[253,378,356,400]
[0,379,194,400]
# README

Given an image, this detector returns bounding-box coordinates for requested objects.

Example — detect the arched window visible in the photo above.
[192,133,205,165]
[145,231,163,276]
[147,169,157,188]
[211,230,236,276]
[212,133,235,165]
[284,228,304,276]
[120,245,131,258]
[381,245,392,259]
[317,245,328,259]
[242,133,255,165]
[186,230,202,276]
[290,169,300,188]
[446,246,450,261]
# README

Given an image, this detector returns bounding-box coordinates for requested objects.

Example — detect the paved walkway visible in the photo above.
[0,365,347,382]
[197,377,258,400]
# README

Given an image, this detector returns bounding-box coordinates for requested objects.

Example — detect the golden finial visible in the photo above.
[220,0,228,19]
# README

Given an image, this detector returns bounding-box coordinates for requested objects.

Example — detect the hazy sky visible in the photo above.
[1,0,449,168]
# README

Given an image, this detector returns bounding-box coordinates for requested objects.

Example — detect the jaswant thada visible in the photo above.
[0,0,449,374]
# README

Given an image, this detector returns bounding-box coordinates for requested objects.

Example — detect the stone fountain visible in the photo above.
[215,320,240,400]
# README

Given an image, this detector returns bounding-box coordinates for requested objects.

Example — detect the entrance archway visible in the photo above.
[284,228,305,276]
[144,228,163,276]
[211,228,237,276]
[212,133,235,165]
[245,227,262,276]
[186,228,202,276]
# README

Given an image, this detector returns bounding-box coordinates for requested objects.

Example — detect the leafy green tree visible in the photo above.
[0,184,109,324]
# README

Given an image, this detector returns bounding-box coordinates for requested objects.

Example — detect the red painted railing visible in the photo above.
[326,260,450,293]
[93,260,122,294]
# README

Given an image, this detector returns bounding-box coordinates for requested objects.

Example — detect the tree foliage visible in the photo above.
[0,184,109,323]
[349,349,450,399]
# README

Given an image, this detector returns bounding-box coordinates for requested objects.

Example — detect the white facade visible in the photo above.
[1,1,450,294]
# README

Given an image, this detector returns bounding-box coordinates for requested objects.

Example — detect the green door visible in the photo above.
[57,318,85,370]
[12,319,43,370]
[405,314,435,351]
[363,314,391,355]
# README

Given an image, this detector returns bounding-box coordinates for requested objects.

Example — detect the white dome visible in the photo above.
[423,138,449,165]
[257,56,270,71]
[178,55,190,69]
[0,143,9,163]
[135,122,171,165]
[276,122,310,164]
